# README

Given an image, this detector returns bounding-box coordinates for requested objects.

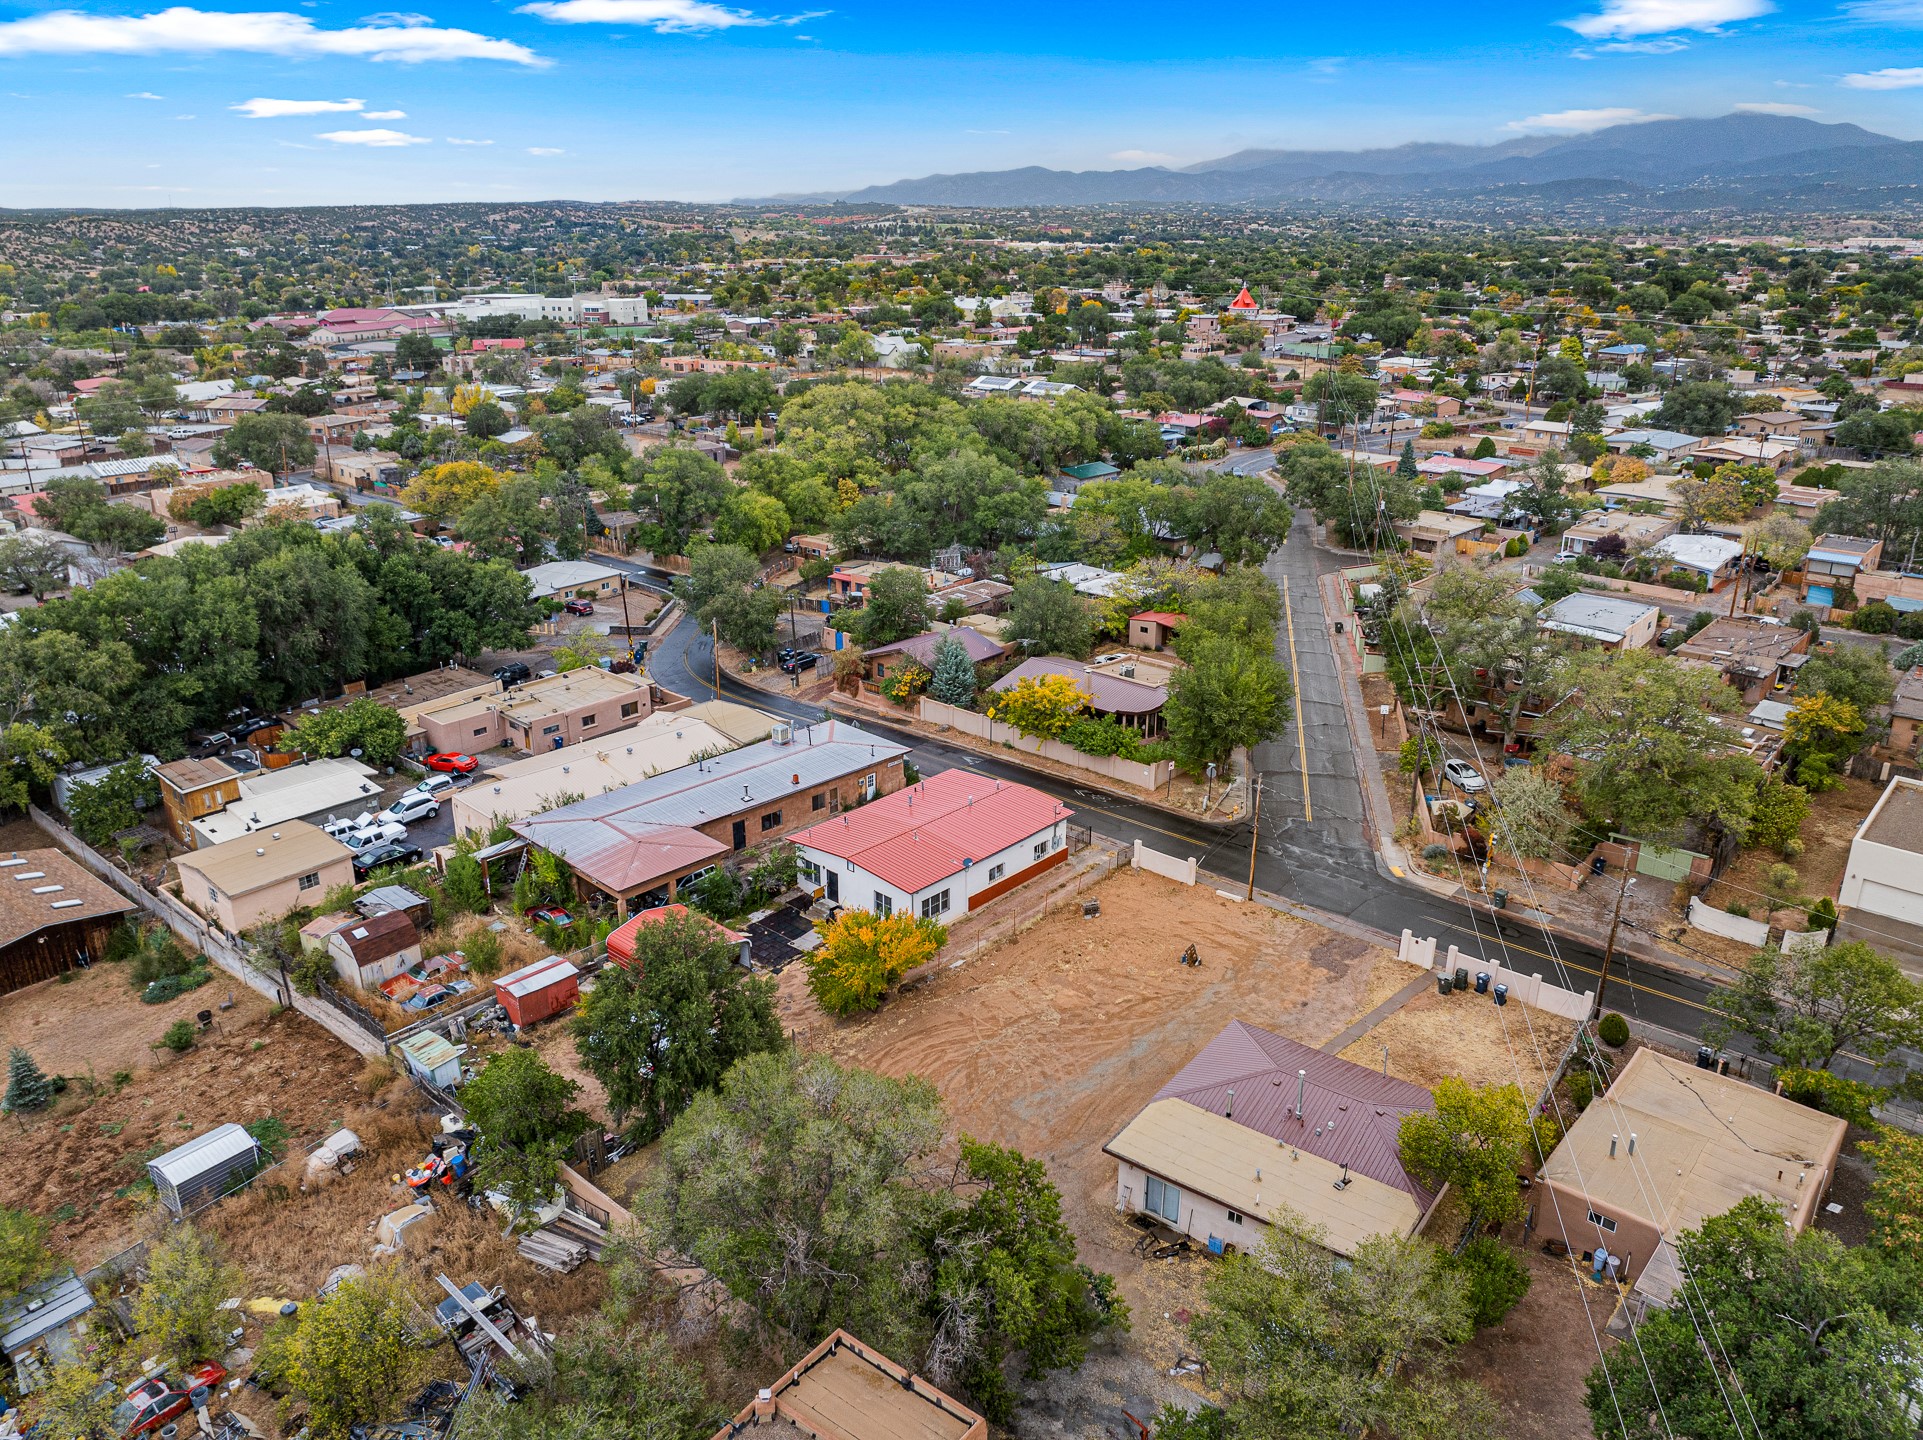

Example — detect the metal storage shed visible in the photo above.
[492,956,580,1028]
[148,1123,266,1215]
[398,1030,466,1089]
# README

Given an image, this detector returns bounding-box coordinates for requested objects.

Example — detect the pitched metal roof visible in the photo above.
[991,657,1166,715]
[0,1270,93,1355]
[1139,1020,1436,1204]
[333,908,419,966]
[862,628,1004,665]
[791,772,1072,895]
[0,850,136,949]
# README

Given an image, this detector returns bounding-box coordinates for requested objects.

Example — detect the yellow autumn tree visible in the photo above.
[804,909,947,1016]
[448,383,489,417]
[985,673,1090,739]
[401,460,503,522]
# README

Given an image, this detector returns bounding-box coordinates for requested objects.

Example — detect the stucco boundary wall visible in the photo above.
[1132,839,1198,886]
[27,806,389,1059]
[1396,929,1595,1023]
[1685,897,1772,948]
[919,697,1175,791]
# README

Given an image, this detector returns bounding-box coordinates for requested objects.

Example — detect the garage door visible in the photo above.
[1859,879,1923,927]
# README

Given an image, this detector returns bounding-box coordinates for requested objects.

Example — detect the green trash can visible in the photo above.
[1491,888,1509,909]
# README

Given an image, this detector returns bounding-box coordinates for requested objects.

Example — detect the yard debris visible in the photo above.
[516,1228,589,1274]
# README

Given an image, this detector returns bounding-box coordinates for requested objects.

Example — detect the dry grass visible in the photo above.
[1339,986,1574,1094]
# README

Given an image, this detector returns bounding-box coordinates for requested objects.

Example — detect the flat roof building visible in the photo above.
[411,668,656,755]
[713,1330,985,1440]
[1838,775,1923,977]
[1539,593,1661,650]
[174,821,355,934]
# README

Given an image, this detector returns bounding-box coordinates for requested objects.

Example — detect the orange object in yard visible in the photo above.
[492,955,581,1027]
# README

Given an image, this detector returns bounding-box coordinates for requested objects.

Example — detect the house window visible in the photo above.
[1034,841,1049,861]
[919,889,950,920]
[298,872,320,891]
[1145,1175,1181,1224]
[207,885,219,906]
[798,859,820,884]
[874,892,893,917]
[812,792,826,811]
[1225,1210,1244,1226]
[987,863,1005,882]
[621,702,640,719]
[473,726,489,738]
[580,713,596,728]
[1587,1211,1618,1233]
[542,723,561,736]
[761,811,782,831]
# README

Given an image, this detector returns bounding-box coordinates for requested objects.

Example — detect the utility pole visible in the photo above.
[711,617,721,698]
[1594,853,1635,1020]
[1245,773,1264,902]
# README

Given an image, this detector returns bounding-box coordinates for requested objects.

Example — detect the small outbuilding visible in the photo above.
[1,1269,96,1392]
[397,1030,466,1089]
[148,1123,266,1215]
[492,955,581,1028]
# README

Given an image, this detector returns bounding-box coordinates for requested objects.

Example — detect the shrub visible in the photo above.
[1567,1071,1595,1110]
[103,921,140,965]
[441,854,490,915]
[803,910,947,1016]
[461,928,503,977]
[130,928,195,987]
[1421,843,1451,862]
[1724,901,1751,918]
[1852,600,1897,634]
[289,950,336,997]
[1596,1012,1630,1048]
[1808,896,1839,930]
[1778,1066,1887,1127]
[142,968,211,1004]
[159,1021,196,1052]
[693,866,747,921]
[1451,1236,1532,1328]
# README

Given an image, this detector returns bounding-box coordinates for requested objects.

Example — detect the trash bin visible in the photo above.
[1493,983,1508,1007]
[1491,888,1509,909]
[1695,1046,1716,1070]
[1452,967,1469,992]
[1474,971,1490,995]
[1591,854,1607,877]
[1437,973,1452,997]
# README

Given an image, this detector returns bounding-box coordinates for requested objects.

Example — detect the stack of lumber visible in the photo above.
[547,1206,610,1260]
[516,1228,588,1274]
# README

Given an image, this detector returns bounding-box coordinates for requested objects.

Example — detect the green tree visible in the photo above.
[0,1204,57,1292]
[64,760,157,847]
[1649,379,1743,436]
[458,1318,711,1440]
[712,490,790,555]
[1191,1219,1493,1440]
[1543,647,1754,839]
[1004,577,1093,658]
[442,853,491,913]
[929,1138,1127,1422]
[1795,644,1896,713]
[927,633,978,707]
[640,1051,945,1358]
[461,1047,593,1217]
[572,907,783,1139]
[1178,472,1292,566]
[1584,1197,1923,1440]
[26,1354,123,1440]
[854,566,932,647]
[176,481,264,528]
[1449,1236,1531,1329]
[1862,1124,1923,1252]
[677,541,783,655]
[633,446,732,556]
[256,1265,437,1439]
[0,721,65,813]
[1302,370,1381,427]
[133,1224,242,1363]
[1424,567,1564,748]
[1705,940,1923,1080]
[1743,772,1811,852]
[211,412,316,475]
[1398,1077,1536,1239]
[1485,767,1575,862]
[1163,635,1293,771]
[0,535,74,600]
[280,697,408,766]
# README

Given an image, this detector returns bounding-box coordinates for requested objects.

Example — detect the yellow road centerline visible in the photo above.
[1282,578,1311,822]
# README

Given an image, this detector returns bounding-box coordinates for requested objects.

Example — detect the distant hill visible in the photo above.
[796,115,1910,209]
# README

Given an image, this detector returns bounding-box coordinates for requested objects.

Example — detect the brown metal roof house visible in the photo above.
[324,909,423,990]
[1104,1020,1439,1258]
[714,1329,985,1440]
[0,850,136,997]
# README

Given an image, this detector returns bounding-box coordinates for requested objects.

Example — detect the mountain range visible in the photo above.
[748,115,1923,209]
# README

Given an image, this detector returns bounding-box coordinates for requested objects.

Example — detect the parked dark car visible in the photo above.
[779,651,820,674]
[354,841,425,880]
[563,598,595,616]
[493,661,533,687]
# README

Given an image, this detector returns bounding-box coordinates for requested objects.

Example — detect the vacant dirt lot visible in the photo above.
[779,869,1402,1352]
[1339,984,1575,1095]
[0,964,373,1268]
[1453,1240,1614,1440]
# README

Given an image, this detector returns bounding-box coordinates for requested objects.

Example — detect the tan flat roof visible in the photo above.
[175,821,352,898]
[426,668,649,729]
[722,1331,984,1440]
[1104,1097,1423,1257]
[1539,1047,1846,1237]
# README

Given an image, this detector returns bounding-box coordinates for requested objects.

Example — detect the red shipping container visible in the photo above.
[492,955,581,1028]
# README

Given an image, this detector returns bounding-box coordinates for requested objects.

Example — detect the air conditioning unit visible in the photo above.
[771,722,793,746]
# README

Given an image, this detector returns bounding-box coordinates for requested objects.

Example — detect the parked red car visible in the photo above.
[422,752,480,774]
[563,598,595,616]
[114,1363,227,1440]
[525,905,575,928]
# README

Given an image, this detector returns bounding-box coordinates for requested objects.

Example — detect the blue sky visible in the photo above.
[2,0,1923,206]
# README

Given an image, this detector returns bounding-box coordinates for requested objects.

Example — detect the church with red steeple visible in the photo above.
[1227,286,1259,314]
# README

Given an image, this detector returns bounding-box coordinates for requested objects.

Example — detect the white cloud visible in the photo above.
[363,108,407,119]
[316,127,431,146]
[1843,66,1923,86]
[517,0,822,32]
[0,8,545,65]
[232,96,367,118]
[1507,106,1679,131]
[1564,0,1772,38]
[1843,0,1923,22]
[1733,100,1818,113]
[1590,36,1691,50]
[527,145,565,154]
[1110,149,1178,165]
[126,90,165,99]
[446,136,494,145]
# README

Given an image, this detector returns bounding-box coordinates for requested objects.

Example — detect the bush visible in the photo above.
[1778,1066,1887,1127]
[692,866,746,921]
[1567,1070,1595,1111]
[103,921,140,965]
[289,950,336,997]
[1421,843,1451,862]
[1725,901,1751,918]
[1851,600,1897,634]
[461,928,503,977]
[441,854,490,915]
[159,1020,196,1052]
[130,928,195,987]
[1596,1012,1630,1048]
[142,968,211,1004]
[1451,1236,1532,1328]
[1808,896,1838,930]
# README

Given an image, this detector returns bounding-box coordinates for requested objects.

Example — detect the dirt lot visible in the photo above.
[1453,1240,1614,1440]
[778,869,1403,1361]
[0,964,373,1268]
[1338,984,1576,1095]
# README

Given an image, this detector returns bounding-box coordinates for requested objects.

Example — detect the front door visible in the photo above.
[825,869,839,902]
[731,819,747,850]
